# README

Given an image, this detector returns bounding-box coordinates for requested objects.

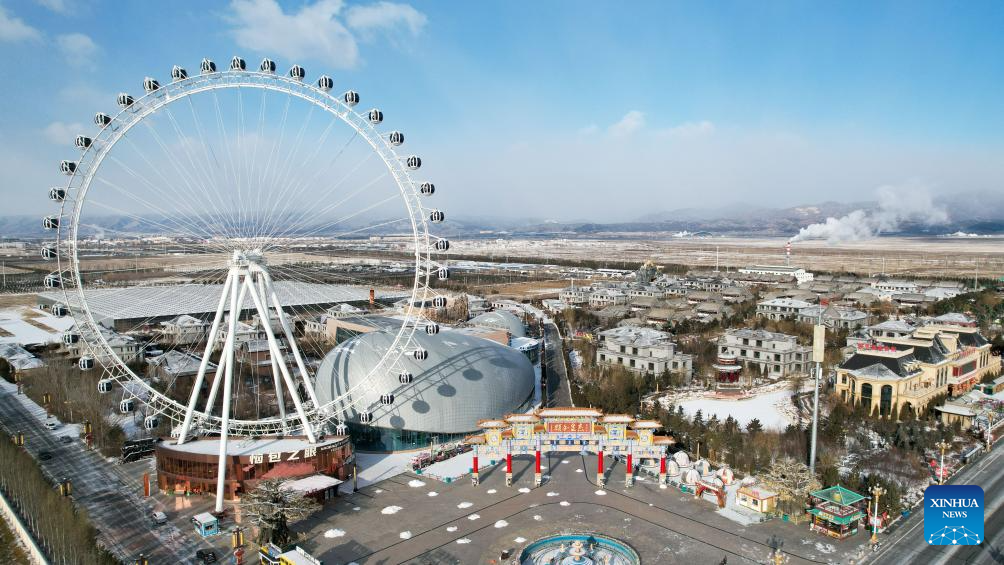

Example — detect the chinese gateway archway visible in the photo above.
[465,408,674,488]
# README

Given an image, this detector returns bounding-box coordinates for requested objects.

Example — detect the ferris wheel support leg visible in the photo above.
[261,269,321,409]
[245,273,316,443]
[178,271,234,444]
[214,272,242,514]
[259,274,287,427]
[204,279,249,415]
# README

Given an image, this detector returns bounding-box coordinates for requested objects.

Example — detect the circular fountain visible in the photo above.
[520,533,640,565]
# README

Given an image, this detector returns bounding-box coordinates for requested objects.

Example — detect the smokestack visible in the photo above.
[369,288,375,307]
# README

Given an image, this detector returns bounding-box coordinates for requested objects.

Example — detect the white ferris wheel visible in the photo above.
[40,56,449,473]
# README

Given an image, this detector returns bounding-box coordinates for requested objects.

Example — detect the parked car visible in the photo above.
[195,549,217,563]
[59,436,73,444]
[38,451,52,461]
[151,511,168,525]
[44,419,59,430]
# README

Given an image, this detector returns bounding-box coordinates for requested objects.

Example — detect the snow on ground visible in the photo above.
[0,307,75,346]
[399,531,412,539]
[380,506,402,515]
[457,502,473,509]
[446,526,458,532]
[355,452,413,487]
[467,514,480,521]
[559,501,570,506]
[324,529,346,538]
[421,451,477,482]
[494,520,508,528]
[519,487,531,493]
[595,490,606,496]
[514,537,527,543]
[456,538,471,544]
[407,479,426,488]
[670,383,802,430]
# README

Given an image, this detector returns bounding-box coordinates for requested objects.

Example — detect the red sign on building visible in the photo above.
[547,421,592,434]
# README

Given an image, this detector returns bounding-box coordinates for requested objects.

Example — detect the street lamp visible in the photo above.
[936,440,951,485]
[870,485,886,544]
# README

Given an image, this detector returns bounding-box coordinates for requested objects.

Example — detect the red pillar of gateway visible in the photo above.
[535,450,541,474]
[506,453,512,474]
[625,453,634,487]
[597,450,605,486]
[660,456,667,474]
[626,453,633,473]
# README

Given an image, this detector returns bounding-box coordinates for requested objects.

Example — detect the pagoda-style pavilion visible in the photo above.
[465,408,674,488]
[807,485,867,540]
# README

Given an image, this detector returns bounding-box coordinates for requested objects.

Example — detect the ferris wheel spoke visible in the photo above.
[258,124,361,243]
[83,194,226,251]
[93,165,229,248]
[257,109,341,246]
[138,119,234,239]
[109,133,232,245]
[211,89,246,240]
[254,94,293,241]
[185,95,241,239]
[267,168,390,244]
[160,105,243,240]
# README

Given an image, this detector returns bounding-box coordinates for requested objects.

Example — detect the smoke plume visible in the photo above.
[792,183,949,243]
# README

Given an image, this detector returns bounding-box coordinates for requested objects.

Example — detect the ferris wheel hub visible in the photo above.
[230,248,265,267]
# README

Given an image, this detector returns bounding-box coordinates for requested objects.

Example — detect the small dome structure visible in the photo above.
[673,451,691,468]
[682,468,701,485]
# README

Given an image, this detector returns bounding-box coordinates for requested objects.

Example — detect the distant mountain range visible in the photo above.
[4,192,1003,239]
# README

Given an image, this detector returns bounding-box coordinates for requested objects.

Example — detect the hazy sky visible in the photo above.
[1,0,1003,222]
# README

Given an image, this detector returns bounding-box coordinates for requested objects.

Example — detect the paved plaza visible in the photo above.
[293,451,874,564]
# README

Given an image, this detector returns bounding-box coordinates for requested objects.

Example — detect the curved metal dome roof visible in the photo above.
[467,310,526,338]
[314,329,535,434]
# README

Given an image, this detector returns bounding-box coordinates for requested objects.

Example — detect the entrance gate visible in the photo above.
[465,408,674,488]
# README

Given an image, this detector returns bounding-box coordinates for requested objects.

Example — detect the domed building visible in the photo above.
[467,310,527,338]
[314,329,535,451]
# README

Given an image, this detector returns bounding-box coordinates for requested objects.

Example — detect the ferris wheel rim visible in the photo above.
[50,64,439,434]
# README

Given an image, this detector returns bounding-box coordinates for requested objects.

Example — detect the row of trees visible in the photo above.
[0,439,116,564]
[14,359,128,457]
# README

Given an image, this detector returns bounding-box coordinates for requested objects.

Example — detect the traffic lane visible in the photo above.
[0,389,200,563]
[869,446,1004,564]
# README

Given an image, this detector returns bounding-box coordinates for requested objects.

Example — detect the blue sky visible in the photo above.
[1,0,1002,221]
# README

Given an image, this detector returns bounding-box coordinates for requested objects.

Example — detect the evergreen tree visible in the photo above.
[746,418,764,435]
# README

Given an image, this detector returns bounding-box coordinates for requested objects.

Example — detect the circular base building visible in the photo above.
[155,435,352,500]
[314,329,536,451]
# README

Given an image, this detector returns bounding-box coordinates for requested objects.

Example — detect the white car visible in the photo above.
[44,419,59,430]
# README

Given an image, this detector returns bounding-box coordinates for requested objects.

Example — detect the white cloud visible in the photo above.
[608,110,645,137]
[0,5,42,42]
[43,121,84,145]
[577,124,599,135]
[226,0,427,69]
[56,33,99,69]
[346,1,426,37]
[35,0,69,14]
[660,120,715,137]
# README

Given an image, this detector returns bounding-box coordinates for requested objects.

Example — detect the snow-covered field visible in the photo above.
[668,383,804,430]
[0,307,75,346]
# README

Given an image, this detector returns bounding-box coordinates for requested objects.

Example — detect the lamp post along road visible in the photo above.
[936,440,951,485]
[870,485,886,544]
[809,323,825,474]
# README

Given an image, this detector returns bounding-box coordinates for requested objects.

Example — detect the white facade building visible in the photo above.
[718,328,812,379]
[596,326,693,378]
[738,265,814,284]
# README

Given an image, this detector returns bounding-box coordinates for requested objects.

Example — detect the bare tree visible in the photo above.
[760,457,821,520]
[239,479,319,546]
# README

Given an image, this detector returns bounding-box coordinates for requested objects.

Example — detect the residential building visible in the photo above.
[718,328,812,379]
[159,315,208,346]
[738,265,814,284]
[796,305,870,330]
[147,350,216,381]
[596,326,693,378]
[756,298,813,320]
[559,285,592,305]
[588,288,628,308]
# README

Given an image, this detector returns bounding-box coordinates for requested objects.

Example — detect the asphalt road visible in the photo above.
[0,384,201,563]
[868,445,1004,565]
[543,321,572,407]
